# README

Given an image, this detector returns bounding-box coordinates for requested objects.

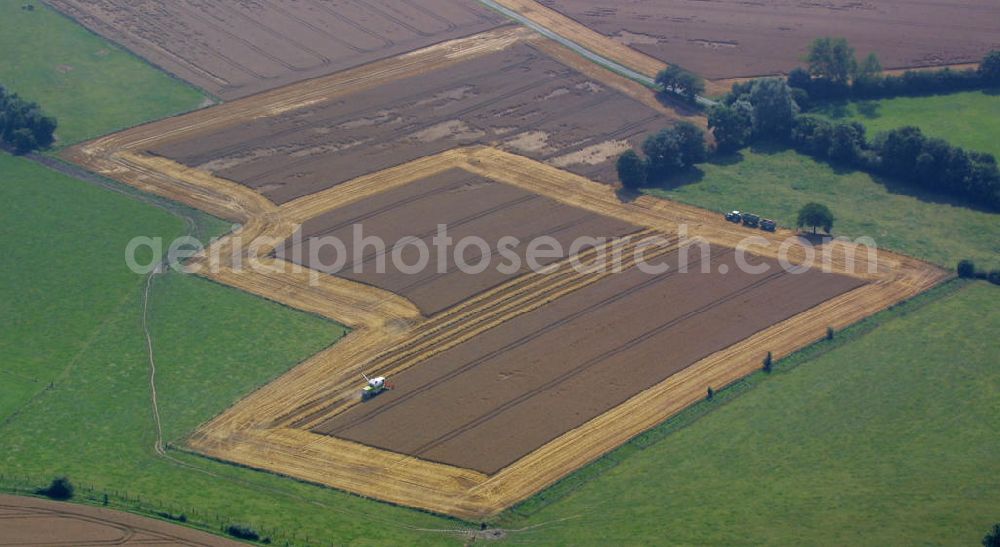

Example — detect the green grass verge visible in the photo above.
[646,146,999,270]
[500,280,1000,545]
[810,90,1000,158]
[0,152,463,544]
[0,1,207,145]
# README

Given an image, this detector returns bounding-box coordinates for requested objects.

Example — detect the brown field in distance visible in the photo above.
[534,0,1000,79]
[46,0,506,99]
[0,495,240,546]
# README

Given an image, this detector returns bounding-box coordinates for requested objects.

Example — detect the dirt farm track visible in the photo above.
[0,495,239,546]
[62,26,948,519]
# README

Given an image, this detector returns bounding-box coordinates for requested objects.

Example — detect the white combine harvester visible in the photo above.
[361,373,391,401]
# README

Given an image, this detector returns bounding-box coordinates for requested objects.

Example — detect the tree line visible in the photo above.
[0,85,57,154]
[710,75,1000,209]
[790,39,1000,102]
[621,39,1000,210]
[653,38,999,107]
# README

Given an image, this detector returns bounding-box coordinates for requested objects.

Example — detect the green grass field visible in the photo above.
[811,91,1000,158]
[0,153,466,544]
[0,1,206,145]
[0,152,186,419]
[500,281,1000,545]
[647,146,1000,270]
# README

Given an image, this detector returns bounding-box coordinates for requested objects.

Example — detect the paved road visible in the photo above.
[476,0,716,107]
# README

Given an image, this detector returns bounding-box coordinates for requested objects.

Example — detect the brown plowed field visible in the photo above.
[0,495,239,546]
[316,248,865,473]
[534,0,1000,79]
[149,40,674,204]
[45,0,506,99]
[280,168,638,315]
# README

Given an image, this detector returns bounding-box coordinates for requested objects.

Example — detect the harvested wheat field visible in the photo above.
[62,17,951,517]
[532,0,1000,79]
[147,39,675,203]
[316,247,865,474]
[0,495,239,546]
[67,125,949,517]
[278,168,639,315]
[46,0,506,99]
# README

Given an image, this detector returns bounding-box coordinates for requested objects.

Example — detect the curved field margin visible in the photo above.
[0,495,240,546]
[64,28,947,519]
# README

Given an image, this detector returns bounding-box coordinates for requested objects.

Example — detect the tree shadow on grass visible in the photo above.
[654,92,704,116]
[625,151,746,201]
[748,142,995,212]
[875,172,999,213]
[619,165,709,203]
[707,150,744,166]
[651,165,707,192]
[809,100,852,119]
[748,141,790,155]
[854,100,881,119]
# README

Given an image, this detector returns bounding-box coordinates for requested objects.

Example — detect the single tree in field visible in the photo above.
[957,259,977,278]
[656,65,705,104]
[616,149,647,190]
[796,202,835,234]
[807,37,857,85]
[37,476,74,500]
[983,523,1000,547]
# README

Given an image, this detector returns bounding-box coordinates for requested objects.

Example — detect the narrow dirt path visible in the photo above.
[141,265,166,456]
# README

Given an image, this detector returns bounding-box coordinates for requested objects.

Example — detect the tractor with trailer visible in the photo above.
[725,210,776,231]
[741,212,760,228]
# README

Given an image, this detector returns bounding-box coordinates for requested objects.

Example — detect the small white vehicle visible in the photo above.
[361,373,391,401]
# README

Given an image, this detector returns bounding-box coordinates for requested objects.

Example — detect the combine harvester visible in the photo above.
[361,373,392,401]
